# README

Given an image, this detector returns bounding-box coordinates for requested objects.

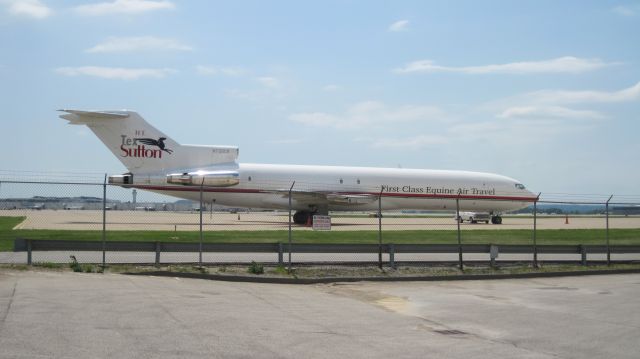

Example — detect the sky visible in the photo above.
[0,0,639,199]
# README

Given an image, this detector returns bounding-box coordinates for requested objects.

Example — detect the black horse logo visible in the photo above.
[135,137,173,154]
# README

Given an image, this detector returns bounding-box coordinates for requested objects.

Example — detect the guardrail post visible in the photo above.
[579,245,587,266]
[490,244,498,268]
[288,181,295,273]
[155,241,161,266]
[27,238,32,266]
[278,243,283,265]
[388,243,395,269]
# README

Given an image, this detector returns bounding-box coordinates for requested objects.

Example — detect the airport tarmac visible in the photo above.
[2,210,639,231]
[0,270,638,358]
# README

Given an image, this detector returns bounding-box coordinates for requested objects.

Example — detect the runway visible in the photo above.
[1,270,638,358]
[2,210,639,231]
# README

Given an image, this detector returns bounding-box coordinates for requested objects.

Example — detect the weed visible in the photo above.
[0,264,29,271]
[69,255,82,272]
[34,262,63,269]
[274,265,288,275]
[248,261,264,275]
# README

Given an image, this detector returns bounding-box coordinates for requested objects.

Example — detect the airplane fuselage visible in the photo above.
[126,163,535,213]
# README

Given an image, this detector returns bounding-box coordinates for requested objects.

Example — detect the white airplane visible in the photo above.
[59,109,536,224]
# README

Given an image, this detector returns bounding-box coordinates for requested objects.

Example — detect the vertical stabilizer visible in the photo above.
[59,110,238,173]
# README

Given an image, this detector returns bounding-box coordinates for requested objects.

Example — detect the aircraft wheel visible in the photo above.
[491,216,503,224]
[293,211,310,224]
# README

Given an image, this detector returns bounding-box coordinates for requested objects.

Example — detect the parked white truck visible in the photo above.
[456,211,493,224]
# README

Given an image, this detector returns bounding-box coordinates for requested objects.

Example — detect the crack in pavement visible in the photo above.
[0,280,17,334]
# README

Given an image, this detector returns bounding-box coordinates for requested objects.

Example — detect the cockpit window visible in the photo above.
[515,183,526,190]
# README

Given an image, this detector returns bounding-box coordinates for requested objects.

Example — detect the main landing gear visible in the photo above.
[491,215,503,224]
[293,210,312,225]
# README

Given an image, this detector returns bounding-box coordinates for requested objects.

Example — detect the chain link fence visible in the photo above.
[1,172,640,269]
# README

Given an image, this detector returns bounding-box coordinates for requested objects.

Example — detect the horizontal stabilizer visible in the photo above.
[58,109,129,124]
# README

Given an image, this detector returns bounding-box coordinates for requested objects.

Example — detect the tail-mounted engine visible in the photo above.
[166,171,240,187]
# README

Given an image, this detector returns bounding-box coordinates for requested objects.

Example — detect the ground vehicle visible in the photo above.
[456,211,492,224]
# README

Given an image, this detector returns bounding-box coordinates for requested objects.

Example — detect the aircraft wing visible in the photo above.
[325,193,378,205]
[271,189,378,206]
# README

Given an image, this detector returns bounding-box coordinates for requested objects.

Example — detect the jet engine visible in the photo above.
[166,170,240,187]
[108,173,133,185]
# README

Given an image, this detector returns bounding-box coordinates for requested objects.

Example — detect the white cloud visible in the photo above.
[55,66,175,80]
[289,101,446,129]
[448,116,597,146]
[74,0,174,16]
[523,81,640,104]
[290,97,607,151]
[322,84,340,92]
[268,138,305,145]
[481,81,639,127]
[497,106,605,120]
[289,112,340,127]
[86,36,191,53]
[394,56,614,75]
[371,135,448,149]
[612,5,638,16]
[196,65,246,76]
[5,0,52,19]
[388,19,409,32]
[257,76,280,88]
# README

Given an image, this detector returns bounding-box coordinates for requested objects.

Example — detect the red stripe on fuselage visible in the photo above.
[128,185,537,202]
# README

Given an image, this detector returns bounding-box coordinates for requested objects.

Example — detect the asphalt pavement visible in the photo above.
[0,270,638,358]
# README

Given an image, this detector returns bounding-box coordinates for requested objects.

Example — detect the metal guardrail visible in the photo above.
[14,238,640,267]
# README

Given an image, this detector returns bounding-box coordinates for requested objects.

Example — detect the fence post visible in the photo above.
[288,181,295,273]
[378,187,383,270]
[27,238,32,265]
[102,174,107,271]
[456,197,463,270]
[155,241,161,266]
[199,178,204,267]
[388,243,395,269]
[606,195,613,266]
[580,245,587,266]
[533,193,541,268]
[278,243,283,265]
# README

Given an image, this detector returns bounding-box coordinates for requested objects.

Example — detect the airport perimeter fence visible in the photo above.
[1,172,640,270]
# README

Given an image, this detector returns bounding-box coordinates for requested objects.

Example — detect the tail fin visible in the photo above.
[59,110,238,173]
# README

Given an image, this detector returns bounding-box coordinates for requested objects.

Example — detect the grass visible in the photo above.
[1,216,639,251]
